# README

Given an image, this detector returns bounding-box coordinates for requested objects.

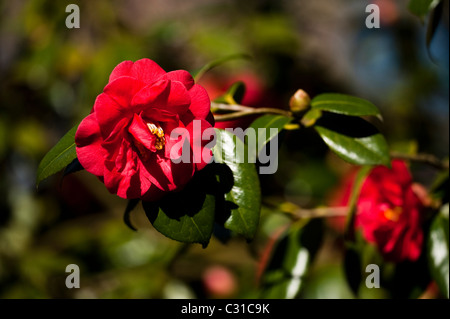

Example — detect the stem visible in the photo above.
[211,102,255,113]
[390,151,449,170]
[212,102,293,122]
[285,206,348,220]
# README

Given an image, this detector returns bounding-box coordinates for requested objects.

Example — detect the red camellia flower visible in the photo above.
[356,160,424,262]
[75,59,215,200]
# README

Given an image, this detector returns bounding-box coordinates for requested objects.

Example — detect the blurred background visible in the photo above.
[0,0,448,298]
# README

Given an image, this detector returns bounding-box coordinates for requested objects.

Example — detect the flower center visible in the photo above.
[147,123,165,151]
[383,206,403,222]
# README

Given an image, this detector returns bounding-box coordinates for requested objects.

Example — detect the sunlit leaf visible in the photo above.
[36,124,78,187]
[430,171,449,203]
[315,125,390,167]
[192,53,251,82]
[213,128,261,240]
[426,1,444,52]
[260,220,323,298]
[213,81,246,105]
[300,109,322,127]
[248,114,292,162]
[409,0,441,20]
[428,204,449,298]
[311,93,382,120]
[344,165,373,241]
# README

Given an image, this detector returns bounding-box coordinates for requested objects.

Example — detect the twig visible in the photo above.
[211,102,255,113]
[212,102,293,122]
[282,206,348,220]
[390,151,449,170]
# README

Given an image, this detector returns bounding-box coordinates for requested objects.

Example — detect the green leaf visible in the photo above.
[36,124,79,187]
[344,165,373,241]
[300,109,322,127]
[143,185,216,247]
[343,246,362,295]
[260,220,323,298]
[311,93,382,119]
[213,128,261,240]
[315,125,390,167]
[428,204,449,298]
[426,1,444,52]
[430,171,449,203]
[63,158,84,177]
[213,81,246,105]
[192,53,251,82]
[409,0,441,20]
[123,199,141,231]
[248,114,292,162]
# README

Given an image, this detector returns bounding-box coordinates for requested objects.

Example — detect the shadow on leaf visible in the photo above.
[142,163,236,223]
[316,113,379,138]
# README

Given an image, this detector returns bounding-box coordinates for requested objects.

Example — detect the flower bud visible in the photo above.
[289,89,311,113]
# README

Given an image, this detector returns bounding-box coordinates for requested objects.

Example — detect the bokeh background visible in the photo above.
[0,0,448,298]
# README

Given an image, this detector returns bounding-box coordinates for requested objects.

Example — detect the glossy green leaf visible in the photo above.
[428,204,449,298]
[123,199,140,231]
[260,220,323,298]
[143,192,215,247]
[430,171,449,203]
[344,246,362,295]
[315,125,390,167]
[63,158,84,177]
[301,109,322,127]
[248,114,292,162]
[426,1,444,51]
[409,0,441,20]
[344,165,373,241]
[213,128,261,240]
[213,81,246,105]
[311,93,381,119]
[192,53,251,82]
[36,124,78,187]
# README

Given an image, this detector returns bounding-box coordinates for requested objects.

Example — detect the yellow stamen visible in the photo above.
[384,206,403,222]
[147,123,165,151]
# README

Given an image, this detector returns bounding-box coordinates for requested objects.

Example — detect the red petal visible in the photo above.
[104,155,144,199]
[101,117,129,159]
[109,60,134,83]
[390,160,413,187]
[165,81,191,114]
[128,113,157,152]
[75,113,105,177]
[186,119,215,171]
[146,108,179,125]
[131,80,170,112]
[103,163,121,195]
[94,93,131,139]
[154,154,195,190]
[170,158,195,188]
[180,110,195,126]
[164,120,187,159]
[139,155,173,191]
[188,84,211,119]
[135,81,191,116]
[163,70,195,90]
[130,58,166,84]
[141,184,166,202]
[104,76,144,109]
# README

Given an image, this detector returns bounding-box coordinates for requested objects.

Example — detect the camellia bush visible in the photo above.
[33,0,448,299]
